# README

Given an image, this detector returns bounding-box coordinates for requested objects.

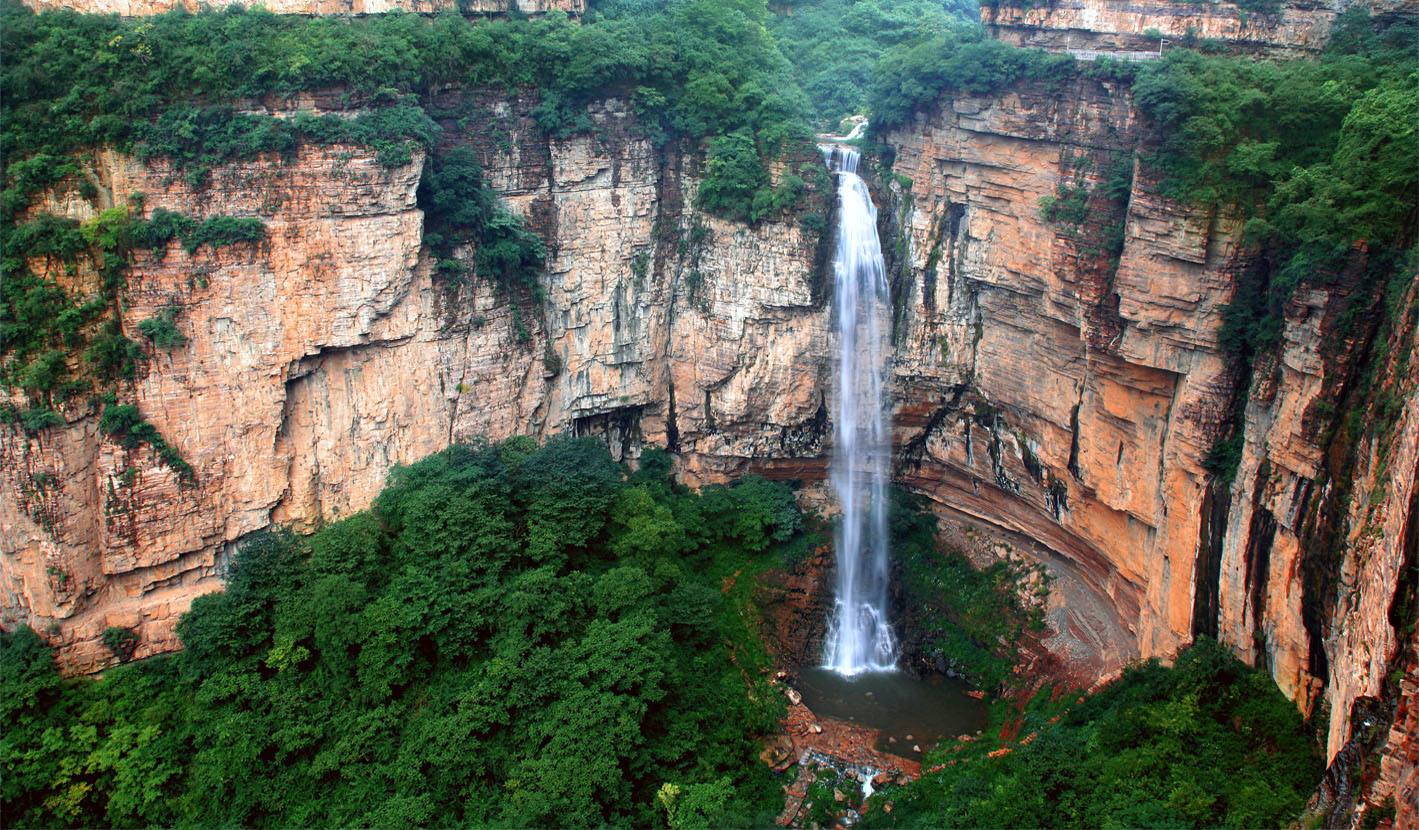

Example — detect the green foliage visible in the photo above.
[137,307,186,349]
[696,131,770,223]
[100,627,139,662]
[1132,17,1418,477]
[2,0,812,220]
[869,27,1076,132]
[0,202,258,406]
[3,437,806,828]
[84,321,143,382]
[863,639,1323,829]
[891,489,1043,688]
[98,399,193,482]
[768,0,979,128]
[131,209,266,257]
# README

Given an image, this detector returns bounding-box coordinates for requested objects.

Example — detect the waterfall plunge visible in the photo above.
[821,146,898,676]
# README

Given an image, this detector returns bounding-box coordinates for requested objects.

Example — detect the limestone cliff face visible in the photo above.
[0,97,830,673]
[2,33,1415,827]
[982,0,1419,54]
[878,72,1418,818]
[881,77,1232,676]
[18,0,581,16]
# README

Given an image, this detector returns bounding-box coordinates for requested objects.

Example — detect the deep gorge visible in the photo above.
[2,0,1416,825]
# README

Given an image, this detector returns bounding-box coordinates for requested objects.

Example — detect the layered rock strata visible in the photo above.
[982,0,1419,54]
[2,42,1416,828]
[878,72,1418,816]
[1,97,832,672]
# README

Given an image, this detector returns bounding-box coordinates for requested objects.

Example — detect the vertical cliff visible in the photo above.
[875,62,1417,821]
[982,0,1419,53]
[0,96,835,673]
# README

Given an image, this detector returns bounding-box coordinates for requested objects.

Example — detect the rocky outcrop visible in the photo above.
[17,0,582,16]
[0,97,832,673]
[982,0,1418,54]
[881,77,1229,672]
[877,70,1419,818]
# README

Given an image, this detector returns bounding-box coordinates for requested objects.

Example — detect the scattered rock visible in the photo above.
[883,802,893,814]
[834,789,846,803]
[966,689,986,700]
[872,772,890,787]
[809,723,823,734]
[912,744,921,753]
[905,734,913,741]
[786,688,802,706]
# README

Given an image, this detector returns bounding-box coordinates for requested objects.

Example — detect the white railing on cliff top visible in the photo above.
[1064,48,1163,61]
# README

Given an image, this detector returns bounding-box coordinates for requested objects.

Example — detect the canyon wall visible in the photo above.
[982,0,1419,54]
[2,12,1416,827]
[878,72,1417,820]
[1,95,833,673]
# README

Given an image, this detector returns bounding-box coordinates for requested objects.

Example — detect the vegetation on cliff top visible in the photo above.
[1133,11,1418,480]
[862,10,1417,482]
[861,638,1322,829]
[1,438,810,828]
[0,0,816,436]
[767,0,979,129]
[0,0,812,220]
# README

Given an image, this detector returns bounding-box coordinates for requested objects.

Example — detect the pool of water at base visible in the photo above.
[795,666,991,760]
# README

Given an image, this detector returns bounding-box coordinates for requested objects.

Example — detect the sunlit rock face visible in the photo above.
[0,96,832,674]
[982,0,1419,54]
[879,70,1418,817]
[3,17,1416,822]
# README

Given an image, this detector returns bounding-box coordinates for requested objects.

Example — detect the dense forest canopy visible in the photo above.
[861,639,1322,828]
[0,440,1324,829]
[1,439,813,828]
[767,0,979,128]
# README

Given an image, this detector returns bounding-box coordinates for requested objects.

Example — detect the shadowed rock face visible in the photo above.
[2,32,1416,824]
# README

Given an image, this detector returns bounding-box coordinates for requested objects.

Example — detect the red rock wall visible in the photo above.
[879,72,1419,816]
[982,0,1419,54]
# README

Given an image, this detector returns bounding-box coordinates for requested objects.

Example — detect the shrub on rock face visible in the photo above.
[101,627,140,662]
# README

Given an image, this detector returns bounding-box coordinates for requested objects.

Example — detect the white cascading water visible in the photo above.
[821,146,899,676]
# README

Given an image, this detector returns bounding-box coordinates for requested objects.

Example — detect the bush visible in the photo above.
[417,146,545,293]
[138,307,186,349]
[870,29,1076,132]
[100,627,140,662]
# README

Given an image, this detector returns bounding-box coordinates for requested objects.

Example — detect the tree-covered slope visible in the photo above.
[1,439,813,828]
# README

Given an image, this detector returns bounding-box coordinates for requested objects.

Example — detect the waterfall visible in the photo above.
[821,146,898,676]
